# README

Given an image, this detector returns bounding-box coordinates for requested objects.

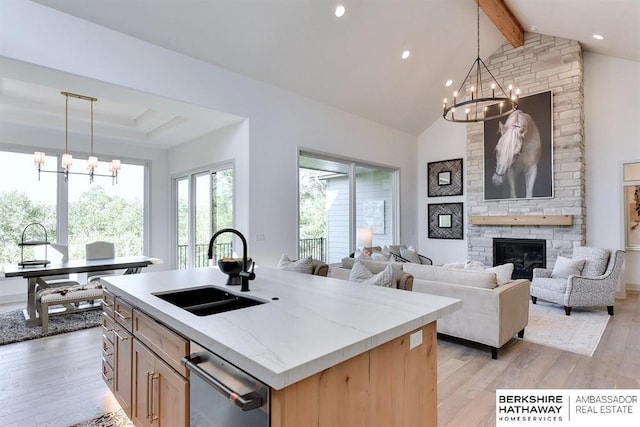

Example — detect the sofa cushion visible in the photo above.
[532,277,567,293]
[349,261,394,287]
[572,246,610,277]
[277,255,314,274]
[402,263,498,289]
[551,256,585,279]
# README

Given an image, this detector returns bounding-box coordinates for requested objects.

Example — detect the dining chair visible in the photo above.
[85,241,116,283]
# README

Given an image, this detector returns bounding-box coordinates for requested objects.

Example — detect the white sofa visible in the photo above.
[403,263,530,359]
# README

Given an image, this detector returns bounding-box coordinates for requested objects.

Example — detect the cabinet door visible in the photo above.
[155,353,189,427]
[133,339,189,427]
[132,339,156,427]
[113,323,133,418]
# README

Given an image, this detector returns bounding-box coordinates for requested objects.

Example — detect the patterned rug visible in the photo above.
[69,409,133,427]
[520,300,610,356]
[0,308,102,345]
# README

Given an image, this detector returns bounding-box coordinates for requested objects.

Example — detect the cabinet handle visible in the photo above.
[114,309,130,321]
[114,329,129,341]
[146,372,159,422]
[101,348,112,358]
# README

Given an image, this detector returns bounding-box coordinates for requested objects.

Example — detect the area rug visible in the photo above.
[69,409,133,427]
[0,308,101,345]
[520,300,610,356]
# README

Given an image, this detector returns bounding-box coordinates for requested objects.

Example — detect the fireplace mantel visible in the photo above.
[469,215,573,226]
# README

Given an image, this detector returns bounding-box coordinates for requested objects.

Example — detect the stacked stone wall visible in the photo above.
[466,33,585,266]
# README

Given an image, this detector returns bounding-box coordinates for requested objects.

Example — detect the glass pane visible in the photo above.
[0,151,57,264]
[195,173,211,267]
[67,159,144,260]
[299,155,349,263]
[624,163,640,182]
[211,169,234,259]
[355,166,394,249]
[176,177,189,269]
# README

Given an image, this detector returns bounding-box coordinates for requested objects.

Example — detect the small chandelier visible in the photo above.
[442,2,518,123]
[34,91,121,184]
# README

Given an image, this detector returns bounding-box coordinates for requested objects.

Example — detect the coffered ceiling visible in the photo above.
[4,0,639,146]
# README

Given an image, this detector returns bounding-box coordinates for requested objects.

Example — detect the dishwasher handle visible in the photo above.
[182,354,264,412]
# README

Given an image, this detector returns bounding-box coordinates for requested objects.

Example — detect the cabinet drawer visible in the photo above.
[102,312,115,344]
[102,358,114,390]
[114,298,134,332]
[102,334,115,366]
[102,290,115,317]
[133,309,189,377]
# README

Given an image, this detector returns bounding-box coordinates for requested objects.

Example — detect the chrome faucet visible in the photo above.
[207,228,255,292]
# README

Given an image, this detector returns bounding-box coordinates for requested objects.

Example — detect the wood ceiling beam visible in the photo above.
[477,0,525,48]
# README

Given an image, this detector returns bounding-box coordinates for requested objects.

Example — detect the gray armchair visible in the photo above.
[531,247,625,315]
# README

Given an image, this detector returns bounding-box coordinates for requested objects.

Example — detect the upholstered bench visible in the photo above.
[36,283,104,333]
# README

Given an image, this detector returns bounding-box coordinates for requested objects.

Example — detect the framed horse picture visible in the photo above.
[483,90,553,200]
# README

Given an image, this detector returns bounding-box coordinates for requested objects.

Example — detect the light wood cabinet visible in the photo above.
[103,294,189,427]
[132,339,189,427]
[271,323,437,427]
[113,309,133,418]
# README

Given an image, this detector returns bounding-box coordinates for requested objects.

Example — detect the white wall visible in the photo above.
[417,118,467,264]
[584,53,640,290]
[417,51,640,290]
[0,1,418,275]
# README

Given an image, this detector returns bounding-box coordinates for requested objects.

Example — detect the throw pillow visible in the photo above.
[486,263,514,286]
[349,261,394,287]
[400,247,421,263]
[464,260,486,270]
[442,262,465,269]
[551,256,586,279]
[277,254,314,274]
[354,249,372,259]
[572,246,610,277]
[371,252,391,261]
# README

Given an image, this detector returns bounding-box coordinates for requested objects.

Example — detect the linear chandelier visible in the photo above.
[34,91,121,184]
[442,2,518,123]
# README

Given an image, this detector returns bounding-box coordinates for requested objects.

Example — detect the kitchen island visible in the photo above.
[102,266,461,426]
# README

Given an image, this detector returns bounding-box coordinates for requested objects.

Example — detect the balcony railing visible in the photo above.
[299,237,326,262]
[177,242,233,269]
[177,237,326,269]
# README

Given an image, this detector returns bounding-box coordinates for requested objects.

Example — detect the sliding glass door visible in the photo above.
[175,165,234,269]
[298,152,397,263]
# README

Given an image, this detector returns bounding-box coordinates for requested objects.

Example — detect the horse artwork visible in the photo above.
[484,90,553,200]
[491,110,541,199]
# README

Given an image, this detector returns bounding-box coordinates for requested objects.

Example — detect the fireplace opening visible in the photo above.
[493,238,546,280]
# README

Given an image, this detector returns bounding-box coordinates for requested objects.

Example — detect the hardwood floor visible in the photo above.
[0,292,638,427]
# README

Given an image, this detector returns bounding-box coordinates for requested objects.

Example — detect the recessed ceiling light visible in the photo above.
[593,34,604,40]
[445,80,453,87]
[335,5,346,18]
[401,50,411,60]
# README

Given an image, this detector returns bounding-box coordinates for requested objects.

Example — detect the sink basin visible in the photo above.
[153,286,265,316]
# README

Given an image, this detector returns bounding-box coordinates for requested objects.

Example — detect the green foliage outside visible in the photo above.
[0,186,143,264]
[299,169,327,239]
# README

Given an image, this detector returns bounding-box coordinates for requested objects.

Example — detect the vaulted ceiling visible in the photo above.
[3,0,639,147]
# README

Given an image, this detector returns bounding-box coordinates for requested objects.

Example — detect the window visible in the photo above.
[0,149,146,264]
[175,165,234,269]
[298,152,398,263]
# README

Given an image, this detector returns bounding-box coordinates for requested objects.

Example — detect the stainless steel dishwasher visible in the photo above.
[183,341,270,427]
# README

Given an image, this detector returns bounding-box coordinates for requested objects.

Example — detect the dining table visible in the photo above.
[1,256,158,326]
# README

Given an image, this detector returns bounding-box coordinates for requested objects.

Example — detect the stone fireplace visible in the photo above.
[466,33,586,268]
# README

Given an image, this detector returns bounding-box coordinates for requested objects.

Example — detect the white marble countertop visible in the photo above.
[103,266,461,389]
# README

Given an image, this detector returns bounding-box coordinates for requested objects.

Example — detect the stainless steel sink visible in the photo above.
[153,286,265,316]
